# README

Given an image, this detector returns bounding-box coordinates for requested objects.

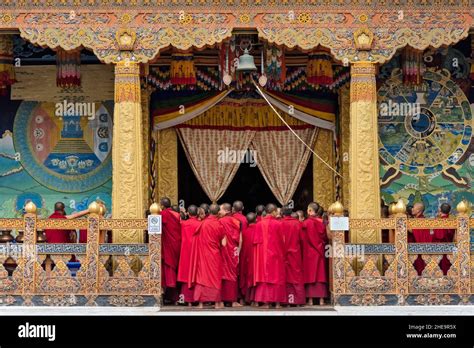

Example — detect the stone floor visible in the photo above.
[1,305,474,316]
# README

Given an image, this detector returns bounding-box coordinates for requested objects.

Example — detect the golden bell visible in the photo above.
[236,49,257,73]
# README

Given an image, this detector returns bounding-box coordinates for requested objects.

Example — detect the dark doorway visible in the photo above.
[178,139,313,214]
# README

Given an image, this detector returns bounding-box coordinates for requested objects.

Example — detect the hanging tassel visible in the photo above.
[306,49,333,87]
[170,53,196,85]
[402,47,423,86]
[0,35,16,96]
[56,48,81,88]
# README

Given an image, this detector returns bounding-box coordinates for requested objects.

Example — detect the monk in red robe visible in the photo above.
[160,197,182,303]
[433,203,454,275]
[219,203,242,307]
[45,202,89,243]
[232,200,247,302]
[253,203,286,308]
[280,205,305,306]
[177,205,201,305]
[410,202,433,276]
[188,204,226,309]
[302,202,328,306]
[239,212,257,305]
[232,201,248,235]
[255,205,265,222]
[199,203,210,220]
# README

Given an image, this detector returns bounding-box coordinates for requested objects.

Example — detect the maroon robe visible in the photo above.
[253,215,286,303]
[412,215,433,276]
[188,215,225,302]
[232,212,248,233]
[45,212,69,243]
[281,216,305,305]
[302,216,328,298]
[239,223,256,302]
[433,213,453,275]
[220,214,241,302]
[178,216,201,302]
[161,208,182,291]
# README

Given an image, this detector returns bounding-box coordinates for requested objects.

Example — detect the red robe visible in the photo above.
[44,212,69,243]
[232,212,248,233]
[281,216,305,305]
[220,214,241,302]
[302,216,328,298]
[188,215,225,302]
[239,223,256,302]
[253,215,286,303]
[177,216,201,302]
[433,213,453,275]
[161,208,182,289]
[412,214,433,276]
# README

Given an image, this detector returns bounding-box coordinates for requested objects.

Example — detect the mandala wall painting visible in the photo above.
[378,68,473,191]
[13,101,113,193]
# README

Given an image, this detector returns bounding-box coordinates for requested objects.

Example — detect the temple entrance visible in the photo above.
[178,140,313,213]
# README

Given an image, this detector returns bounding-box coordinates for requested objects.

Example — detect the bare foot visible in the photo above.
[275,303,281,309]
[306,299,313,306]
[232,302,243,307]
[215,302,224,309]
[239,299,245,305]
[188,303,192,307]
[251,302,258,307]
[260,303,270,309]
[319,298,325,306]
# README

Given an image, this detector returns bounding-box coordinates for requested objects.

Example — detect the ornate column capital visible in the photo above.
[114,61,141,103]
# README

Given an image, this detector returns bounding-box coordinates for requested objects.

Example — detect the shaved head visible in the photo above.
[265,203,277,214]
[209,204,220,216]
[307,202,320,216]
[54,202,65,213]
[200,203,210,216]
[256,205,265,216]
[187,205,198,217]
[413,202,425,217]
[232,200,244,212]
[160,197,171,208]
[221,203,232,213]
[246,212,256,224]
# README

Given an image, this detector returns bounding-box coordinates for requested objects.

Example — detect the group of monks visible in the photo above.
[406,202,455,276]
[159,198,330,309]
[41,197,457,308]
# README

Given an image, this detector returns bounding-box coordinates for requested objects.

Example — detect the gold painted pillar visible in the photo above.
[349,62,381,243]
[339,84,350,210]
[313,128,335,209]
[155,128,178,204]
[112,61,145,243]
[141,82,152,208]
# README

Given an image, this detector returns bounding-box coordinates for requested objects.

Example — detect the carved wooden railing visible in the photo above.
[1,200,473,307]
[0,202,161,307]
[330,201,474,306]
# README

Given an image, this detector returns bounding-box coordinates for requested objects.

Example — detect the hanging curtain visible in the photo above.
[154,90,232,130]
[177,127,256,202]
[249,127,318,205]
